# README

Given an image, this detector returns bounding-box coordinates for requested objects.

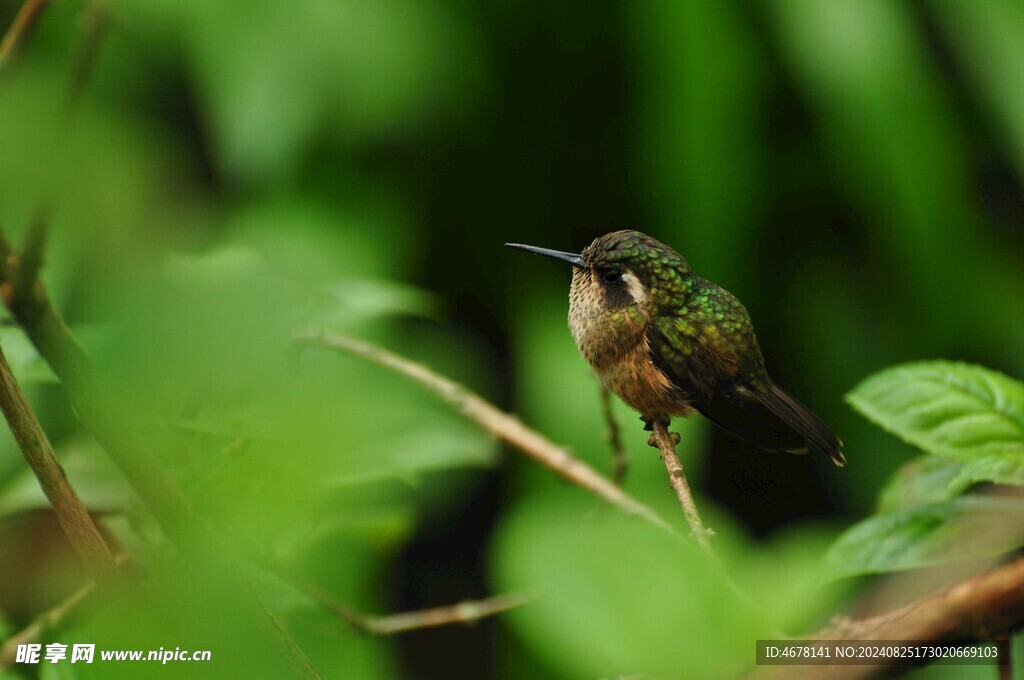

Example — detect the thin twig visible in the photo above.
[0,553,129,670]
[599,386,628,485]
[65,1,111,112]
[303,580,534,635]
[0,581,94,670]
[756,554,1024,680]
[997,639,1010,680]
[0,226,90,392]
[294,330,676,536]
[11,210,48,309]
[0,0,51,69]
[0,342,116,573]
[361,594,533,635]
[648,420,713,554]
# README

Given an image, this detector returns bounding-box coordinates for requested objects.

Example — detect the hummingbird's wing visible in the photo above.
[648,317,807,454]
[753,380,846,466]
[648,286,845,465]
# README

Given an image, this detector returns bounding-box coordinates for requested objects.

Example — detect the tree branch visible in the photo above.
[0,0,50,70]
[302,580,534,635]
[0,342,116,573]
[0,227,91,393]
[648,420,713,555]
[294,329,677,537]
[756,554,1024,680]
[10,210,48,310]
[0,574,96,670]
[65,1,111,112]
[0,554,130,670]
[599,386,628,485]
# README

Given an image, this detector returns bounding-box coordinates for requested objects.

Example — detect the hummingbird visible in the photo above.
[506,230,845,466]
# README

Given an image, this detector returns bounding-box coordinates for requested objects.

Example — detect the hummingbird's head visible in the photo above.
[506,230,693,312]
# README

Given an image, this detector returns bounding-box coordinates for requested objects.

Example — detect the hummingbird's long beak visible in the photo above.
[505,243,585,268]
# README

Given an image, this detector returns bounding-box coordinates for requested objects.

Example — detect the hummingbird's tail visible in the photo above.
[756,381,846,467]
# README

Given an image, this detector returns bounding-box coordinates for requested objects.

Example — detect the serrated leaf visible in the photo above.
[823,495,1024,581]
[847,362,1024,481]
[954,455,1024,489]
[876,456,970,513]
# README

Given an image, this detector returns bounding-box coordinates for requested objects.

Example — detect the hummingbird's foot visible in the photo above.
[641,416,671,432]
[643,418,678,448]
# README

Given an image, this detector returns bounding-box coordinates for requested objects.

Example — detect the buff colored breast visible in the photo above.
[568,279,690,420]
[595,337,691,421]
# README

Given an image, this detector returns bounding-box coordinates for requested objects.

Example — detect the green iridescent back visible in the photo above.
[583,230,767,389]
[659,282,768,388]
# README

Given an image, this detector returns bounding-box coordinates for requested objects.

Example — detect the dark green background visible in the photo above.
[0,1,1021,678]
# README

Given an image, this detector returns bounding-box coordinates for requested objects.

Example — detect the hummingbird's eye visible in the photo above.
[601,270,622,284]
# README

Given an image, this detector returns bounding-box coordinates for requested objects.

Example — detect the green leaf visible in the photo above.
[847,362,1024,481]
[876,456,970,513]
[731,526,848,634]
[492,490,768,679]
[822,495,1024,581]
[316,278,442,326]
[954,455,1024,489]
[0,327,57,384]
[40,661,82,680]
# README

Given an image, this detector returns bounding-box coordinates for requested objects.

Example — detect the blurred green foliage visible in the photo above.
[0,0,1022,678]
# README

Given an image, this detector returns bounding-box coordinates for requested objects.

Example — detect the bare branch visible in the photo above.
[11,210,47,309]
[0,0,51,69]
[599,386,628,485]
[756,554,1024,680]
[0,580,93,670]
[65,1,112,112]
[998,639,1011,680]
[294,329,677,536]
[0,226,91,393]
[0,554,129,670]
[0,342,116,573]
[302,580,534,635]
[360,594,532,635]
[648,421,713,555]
